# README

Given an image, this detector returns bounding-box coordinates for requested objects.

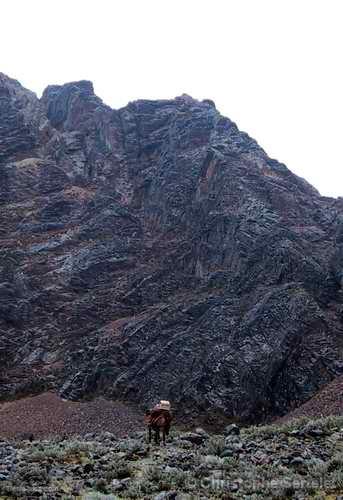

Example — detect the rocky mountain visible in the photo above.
[1,72,343,423]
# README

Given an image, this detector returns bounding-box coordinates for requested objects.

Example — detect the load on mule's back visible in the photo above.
[145,400,173,445]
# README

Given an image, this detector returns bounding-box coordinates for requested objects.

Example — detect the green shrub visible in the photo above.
[137,478,158,495]
[117,438,142,454]
[24,443,66,462]
[331,469,343,489]
[164,469,187,489]
[206,436,226,456]
[200,454,224,467]
[222,456,239,470]
[328,453,343,472]
[104,460,132,481]
[94,477,108,494]
[14,463,49,485]
[144,466,164,482]
[244,415,343,440]
[308,459,328,477]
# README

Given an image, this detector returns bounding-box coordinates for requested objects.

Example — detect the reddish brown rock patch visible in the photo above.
[0,392,143,439]
[278,374,343,424]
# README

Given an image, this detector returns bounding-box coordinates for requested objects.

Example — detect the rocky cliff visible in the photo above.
[1,73,343,423]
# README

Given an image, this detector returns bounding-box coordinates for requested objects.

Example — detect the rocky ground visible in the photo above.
[1,416,343,498]
[0,392,143,439]
[278,375,343,424]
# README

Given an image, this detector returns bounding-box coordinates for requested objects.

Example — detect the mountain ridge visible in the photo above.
[1,73,343,424]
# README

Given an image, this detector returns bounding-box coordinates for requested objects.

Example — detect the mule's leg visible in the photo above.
[162,427,166,446]
[155,428,160,445]
[148,426,152,444]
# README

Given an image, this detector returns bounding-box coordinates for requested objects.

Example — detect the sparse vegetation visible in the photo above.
[245,414,343,439]
[1,416,343,498]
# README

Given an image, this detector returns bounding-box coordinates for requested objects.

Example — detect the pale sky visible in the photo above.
[1,0,342,197]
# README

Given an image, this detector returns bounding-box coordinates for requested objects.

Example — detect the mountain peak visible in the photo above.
[42,79,95,98]
[0,76,342,423]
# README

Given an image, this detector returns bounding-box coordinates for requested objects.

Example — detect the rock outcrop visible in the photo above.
[1,72,343,422]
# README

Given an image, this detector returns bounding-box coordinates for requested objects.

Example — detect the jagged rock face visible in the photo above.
[1,72,343,422]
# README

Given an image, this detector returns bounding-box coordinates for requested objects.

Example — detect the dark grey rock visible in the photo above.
[111,478,124,491]
[220,449,232,458]
[1,72,343,424]
[49,468,65,479]
[153,491,177,500]
[224,424,240,436]
[180,432,206,445]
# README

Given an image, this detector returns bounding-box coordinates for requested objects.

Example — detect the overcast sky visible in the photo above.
[2,0,342,197]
